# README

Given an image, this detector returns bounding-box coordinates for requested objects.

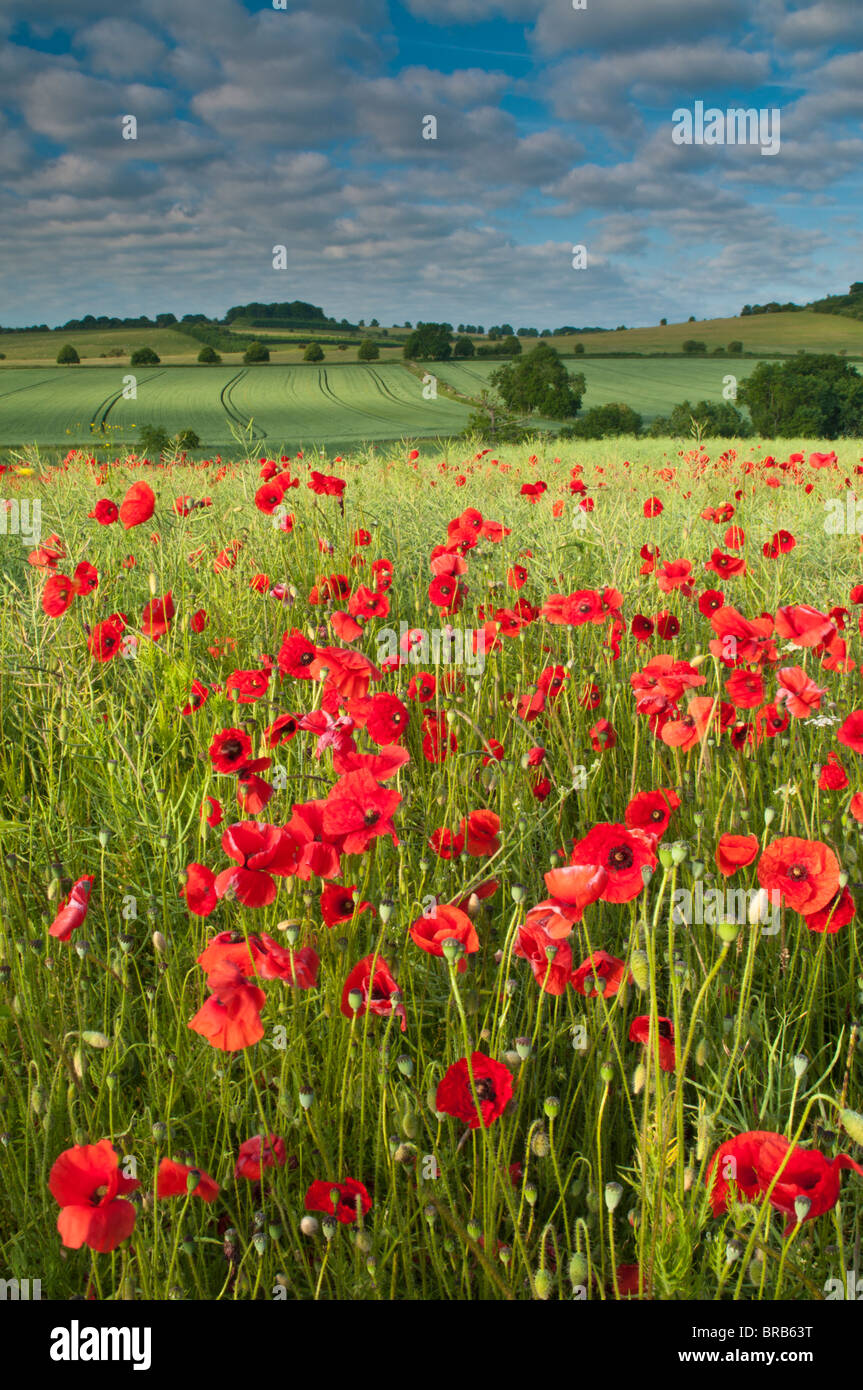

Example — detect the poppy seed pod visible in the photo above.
[840,1109,863,1147]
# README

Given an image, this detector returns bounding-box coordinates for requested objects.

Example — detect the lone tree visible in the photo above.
[243,342,270,364]
[491,343,584,418]
[304,342,325,362]
[357,338,379,361]
[130,346,160,366]
[56,343,80,364]
[453,335,475,359]
[197,345,222,364]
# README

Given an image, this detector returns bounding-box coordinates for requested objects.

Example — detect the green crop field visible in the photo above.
[0,363,475,449]
[546,310,863,356]
[428,357,771,422]
[0,325,200,363]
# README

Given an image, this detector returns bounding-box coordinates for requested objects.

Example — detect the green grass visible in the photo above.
[0,326,199,363]
[545,311,863,357]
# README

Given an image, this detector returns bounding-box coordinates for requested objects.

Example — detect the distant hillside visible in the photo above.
[742,281,863,321]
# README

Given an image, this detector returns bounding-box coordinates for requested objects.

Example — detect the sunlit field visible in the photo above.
[2,436,863,1302]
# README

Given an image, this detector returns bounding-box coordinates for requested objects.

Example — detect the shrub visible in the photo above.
[130,347,160,366]
[243,342,270,364]
[304,342,325,362]
[491,344,584,419]
[357,338,379,361]
[197,345,222,364]
[56,344,80,364]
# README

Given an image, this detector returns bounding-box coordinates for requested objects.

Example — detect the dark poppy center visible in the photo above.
[222,738,243,760]
[650,809,664,822]
[364,809,381,826]
[788,863,808,881]
[609,846,634,869]
[300,651,314,666]
[657,1020,673,1040]
[474,1078,495,1102]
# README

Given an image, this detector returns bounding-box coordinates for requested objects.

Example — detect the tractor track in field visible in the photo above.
[97,369,169,430]
[220,369,266,443]
[0,374,63,401]
[318,367,399,425]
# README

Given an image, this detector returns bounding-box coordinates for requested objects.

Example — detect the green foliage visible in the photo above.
[559,402,643,439]
[452,335,475,359]
[648,399,752,438]
[56,343,80,364]
[137,424,172,455]
[130,347,160,366]
[304,342,325,362]
[682,340,707,355]
[403,323,452,361]
[357,338,379,361]
[738,354,863,438]
[490,344,584,418]
[197,345,222,365]
[243,341,270,364]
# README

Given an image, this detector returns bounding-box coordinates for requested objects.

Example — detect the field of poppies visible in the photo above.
[2,435,863,1303]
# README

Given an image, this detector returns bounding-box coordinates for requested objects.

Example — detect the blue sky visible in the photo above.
[1,0,861,329]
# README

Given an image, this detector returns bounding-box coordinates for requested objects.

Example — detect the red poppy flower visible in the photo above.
[757,836,840,916]
[72,561,98,596]
[542,864,609,926]
[190,608,209,633]
[141,591,174,639]
[182,862,218,917]
[707,1131,863,1231]
[42,573,75,617]
[214,822,299,907]
[837,710,863,754]
[277,628,325,680]
[119,481,156,529]
[321,770,401,854]
[436,1052,514,1129]
[48,874,95,941]
[410,904,479,974]
[304,1177,371,1224]
[514,918,573,994]
[187,959,267,1051]
[88,613,127,661]
[624,788,680,840]
[568,823,657,903]
[235,1134,287,1181]
[89,498,119,525]
[803,886,855,934]
[460,809,500,857]
[818,751,848,791]
[629,1015,675,1071]
[320,883,372,927]
[155,1158,219,1202]
[226,667,270,703]
[209,728,252,774]
[715,833,759,877]
[341,954,406,1031]
[571,950,629,998]
[49,1139,139,1253]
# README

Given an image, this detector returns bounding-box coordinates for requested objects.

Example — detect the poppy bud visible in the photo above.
[600,1062,614,1084]
[299,1085,314,1109]
[544,1095,560,1119]
[531,1129,550,1158]
[300,1216,319,1237]
[441,937,464,964]
[499,1244,512,1264]
[466,1218,481,1242]
[695,1038,708,1067]
[763,807,775,826]
[98,827,111,848]
[397,1055,413,1078]
[605,1181,623,1212]
[838,870,849,889]
[347,989,363,1013]
[322,1217,337,1240]
[840,1108,863,1146]
[72,1050,86,1081]
[629,950,649,990]
[515,1036,532,1060]
[523,1182,538,1206]
[379,897,394,924]
[725,1239,742,1263]
[569,1252,588,1286]
[718,920,738,944]
[152,930,167,955]
[632,1063,646,1095]
[465,892,482,917]
[152,1120,168,1141]
[81,1030,111,1049]
[792,1054,808,1079]
[510,883,525,904]
[534,1268,552,1300]
[424,1203,437,1225]
[794,1195,811,1224]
